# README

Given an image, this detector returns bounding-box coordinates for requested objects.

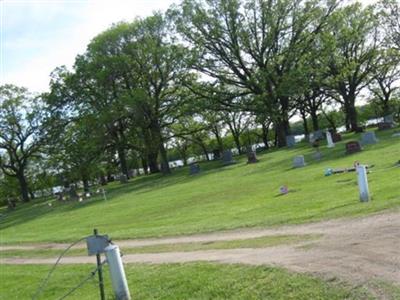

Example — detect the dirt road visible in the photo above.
[2,210,400,287]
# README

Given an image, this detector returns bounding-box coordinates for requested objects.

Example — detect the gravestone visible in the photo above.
[378,122,393,130]
[383,114,394,124]
[222,150,236,165]
[313,151,323,161]
[293,155,306,168]
[286,135,296,148]
[189,163,200,175]
[361,132,378,145]
[331,132,342,143]
[345,141,362,154]
[119,174,128,184]
[212,149,221,160]
[127,169,135,178]
[309,130,324,143]
[326,130,335,148]
[247,150,259,164]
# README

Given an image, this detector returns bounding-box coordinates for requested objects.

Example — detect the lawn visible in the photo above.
[0,128,399,244]
[0,263,373,300]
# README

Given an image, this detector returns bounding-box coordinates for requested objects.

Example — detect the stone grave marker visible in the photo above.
[222,149,236,165]
[247,150,259,164]
[383,114,394,124]
[189,163,200,175]
[313,151,323,161]
[293,155,306,168]
[345,141,362,154]
[286,135,296,148]
[361,132,378,145]
[309,130,324,142]
[331,132,342,143]
[119,174,128,184]
[326,130,335,148]
[378,122,393,130]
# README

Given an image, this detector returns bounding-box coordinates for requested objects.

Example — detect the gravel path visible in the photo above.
[1,210,400,286]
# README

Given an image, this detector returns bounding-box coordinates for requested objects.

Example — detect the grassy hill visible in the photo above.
[1,128,399,244]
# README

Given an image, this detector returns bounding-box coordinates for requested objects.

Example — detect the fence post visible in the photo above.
[105,245,131,300]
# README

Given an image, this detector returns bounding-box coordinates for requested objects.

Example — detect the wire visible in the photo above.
[32,236,89,300]
[57,264,102,300]
[31,234,111,300]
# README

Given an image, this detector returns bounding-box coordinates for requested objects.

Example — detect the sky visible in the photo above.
[1,0,378,95]
[1,0,178,94]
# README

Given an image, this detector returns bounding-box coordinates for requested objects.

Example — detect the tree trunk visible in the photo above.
[212,125,224,152]
[233,134,242,154]
[275,121,286,148]
[117,145,129,178]
[310,111,319,131]
[82,177,90,193]
[261,123,269,149]
[300,110,309,137]
[348,103,358,131]
[17,172,30,202]
[159,142,171,175]
[148,152,160,173]
[141,157,149,175]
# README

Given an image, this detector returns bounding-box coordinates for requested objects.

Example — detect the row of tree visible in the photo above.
[1,0,399,203]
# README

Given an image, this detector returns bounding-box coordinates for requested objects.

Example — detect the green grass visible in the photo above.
[0,234,319,258]
[1,127,399,244]
[0,263,373,300]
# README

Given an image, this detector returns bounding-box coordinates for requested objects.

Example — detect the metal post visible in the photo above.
[105,245,131,300]
[357,165,370,202]
[94,229,106,300]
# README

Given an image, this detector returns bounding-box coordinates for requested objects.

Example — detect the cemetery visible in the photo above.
[1,0,400,299]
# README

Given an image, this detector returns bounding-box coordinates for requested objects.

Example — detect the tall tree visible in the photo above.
[322,3,380,131]
[172,0,338,146]
[0,85,46,202]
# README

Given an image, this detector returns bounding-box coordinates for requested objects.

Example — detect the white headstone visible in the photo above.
[326,130,335,148]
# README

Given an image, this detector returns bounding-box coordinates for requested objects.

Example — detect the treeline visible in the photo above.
[1,0,399,203]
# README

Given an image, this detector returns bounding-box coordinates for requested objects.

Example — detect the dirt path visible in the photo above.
[2,211,400,287]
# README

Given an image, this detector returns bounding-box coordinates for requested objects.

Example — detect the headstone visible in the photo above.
[287,135,297,147]
[286,135,296,148]
[119,174,128,184]
[222,150,236,165]
[293,155,306,168]
[309,130,324,142]
[212,149,221,160]
[326,130,335,148]
[189,163,200,175]
[383,114,394,124]
[345,141,362,154]
[247,150,259,164]
[378,122,393,130]
[361,132,378,145]
[331,132,342,143]
[313,151,323,161]
[127,169,135,178]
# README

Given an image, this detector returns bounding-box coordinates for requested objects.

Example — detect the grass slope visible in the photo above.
[1,128,399,244]
[0,263,373,299]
